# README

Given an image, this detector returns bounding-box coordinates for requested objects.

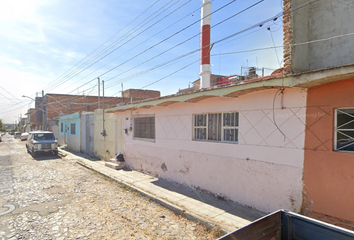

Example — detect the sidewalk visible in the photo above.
[62,150,265,233]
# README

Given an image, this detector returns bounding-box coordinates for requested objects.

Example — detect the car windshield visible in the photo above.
[33,133,55,141]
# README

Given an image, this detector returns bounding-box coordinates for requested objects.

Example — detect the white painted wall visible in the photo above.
[94,109,115,160]
[115,88,307,213]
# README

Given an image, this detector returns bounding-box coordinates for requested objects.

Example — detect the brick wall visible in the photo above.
[37,89,160,130]
[29,109,36,123]
[45,94,128,120]
[122,89,160,101]
[283,0,292,75]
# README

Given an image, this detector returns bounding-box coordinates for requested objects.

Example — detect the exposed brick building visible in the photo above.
[33,89,160,131]
[25,108,40,131]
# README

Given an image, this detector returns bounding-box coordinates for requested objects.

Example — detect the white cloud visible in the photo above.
[0,56,22,66]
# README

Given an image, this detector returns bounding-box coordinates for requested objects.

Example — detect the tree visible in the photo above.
[0,119,3,131]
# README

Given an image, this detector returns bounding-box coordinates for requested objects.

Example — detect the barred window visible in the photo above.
[70,123,76,135]
[193,112,239,143]
[335,108,354,152]
[134,116,155,140]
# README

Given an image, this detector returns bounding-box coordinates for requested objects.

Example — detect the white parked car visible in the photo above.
[14,132,21,139]
[20,132,29,141]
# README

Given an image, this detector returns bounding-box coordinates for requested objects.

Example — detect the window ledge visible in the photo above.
[133,137,155,143]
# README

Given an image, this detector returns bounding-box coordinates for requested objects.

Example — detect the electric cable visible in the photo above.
[45,0,183,93]
[43,0,163,92]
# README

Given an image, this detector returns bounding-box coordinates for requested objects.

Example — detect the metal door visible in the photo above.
[115,119,124,155]
[81,114,95,156]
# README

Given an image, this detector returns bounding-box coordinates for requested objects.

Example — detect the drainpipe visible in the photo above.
[199,0,212,89]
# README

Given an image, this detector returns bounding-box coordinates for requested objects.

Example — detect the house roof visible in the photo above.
[107,72,288,113]
[106,63,354,113]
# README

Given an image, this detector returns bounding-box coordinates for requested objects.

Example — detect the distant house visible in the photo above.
[24,108,38,132]
[34,89,160,132]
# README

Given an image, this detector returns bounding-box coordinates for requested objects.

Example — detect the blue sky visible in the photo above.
[0,0,284,123]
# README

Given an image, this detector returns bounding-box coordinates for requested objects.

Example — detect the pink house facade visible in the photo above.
[108,78,307,213]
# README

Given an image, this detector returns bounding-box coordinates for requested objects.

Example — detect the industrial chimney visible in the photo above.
[199,0,212,89]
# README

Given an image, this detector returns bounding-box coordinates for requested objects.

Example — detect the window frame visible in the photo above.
[192,111,239,144]
[70,123,76,135]
[334,108,354,152]
[132,114,155,142]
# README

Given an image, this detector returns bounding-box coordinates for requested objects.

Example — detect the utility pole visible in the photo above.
[98,77,100,109]
[42,90,45,130]
[121,83,124,102]
[101,80,106,136]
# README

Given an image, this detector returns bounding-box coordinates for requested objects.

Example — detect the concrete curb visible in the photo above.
[77,160,230,235]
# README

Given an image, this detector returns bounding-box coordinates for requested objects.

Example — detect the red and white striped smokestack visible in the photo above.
[200,0,212,89]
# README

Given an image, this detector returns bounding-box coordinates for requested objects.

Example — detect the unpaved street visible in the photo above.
[0,135,217,240]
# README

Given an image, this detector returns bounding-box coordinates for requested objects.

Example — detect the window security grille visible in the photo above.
[335,108,354,152]
[134,116,155,139]
[193,112,238,143]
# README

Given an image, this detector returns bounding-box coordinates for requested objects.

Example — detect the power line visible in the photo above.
[45,0,183,93]
[5,0,330,117]
[65,0,198,95]
[53,0,239,98]
[43,0,163,93]
[45,0,237,96]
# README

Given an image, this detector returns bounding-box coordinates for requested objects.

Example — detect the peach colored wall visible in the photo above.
[303,78,354,227]
[116,88,307,213]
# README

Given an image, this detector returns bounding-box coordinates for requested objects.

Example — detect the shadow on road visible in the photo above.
[31,153,62,161]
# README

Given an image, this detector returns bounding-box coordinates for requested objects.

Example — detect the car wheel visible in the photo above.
[31,148,36,157]
[26,145,30,153]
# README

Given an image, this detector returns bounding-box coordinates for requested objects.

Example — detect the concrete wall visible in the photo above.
[52,125,59,140]
[303,78,354,229]
[81,113,95,156]
[94,109,115,160]
[116,88,307,213]
[290,0,354,73]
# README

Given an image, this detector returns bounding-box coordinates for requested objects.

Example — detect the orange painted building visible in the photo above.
[302,78,354,229]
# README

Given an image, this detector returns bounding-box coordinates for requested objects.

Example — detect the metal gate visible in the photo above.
[81,113,95,156]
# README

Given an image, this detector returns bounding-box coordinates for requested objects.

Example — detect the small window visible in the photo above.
[60,123,63,132]
[193,112,239,143]
[335,108,354,152]
[133,116,155,139]
[70,123,76,135]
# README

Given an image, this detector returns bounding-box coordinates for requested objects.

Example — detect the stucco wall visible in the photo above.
[56,115,81,151]
[67,135,80,152]
[291,0,354,73]
[303,78,354,228]
[66,117,80,152]
[117,88,307,213]
[94,109,115,160]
